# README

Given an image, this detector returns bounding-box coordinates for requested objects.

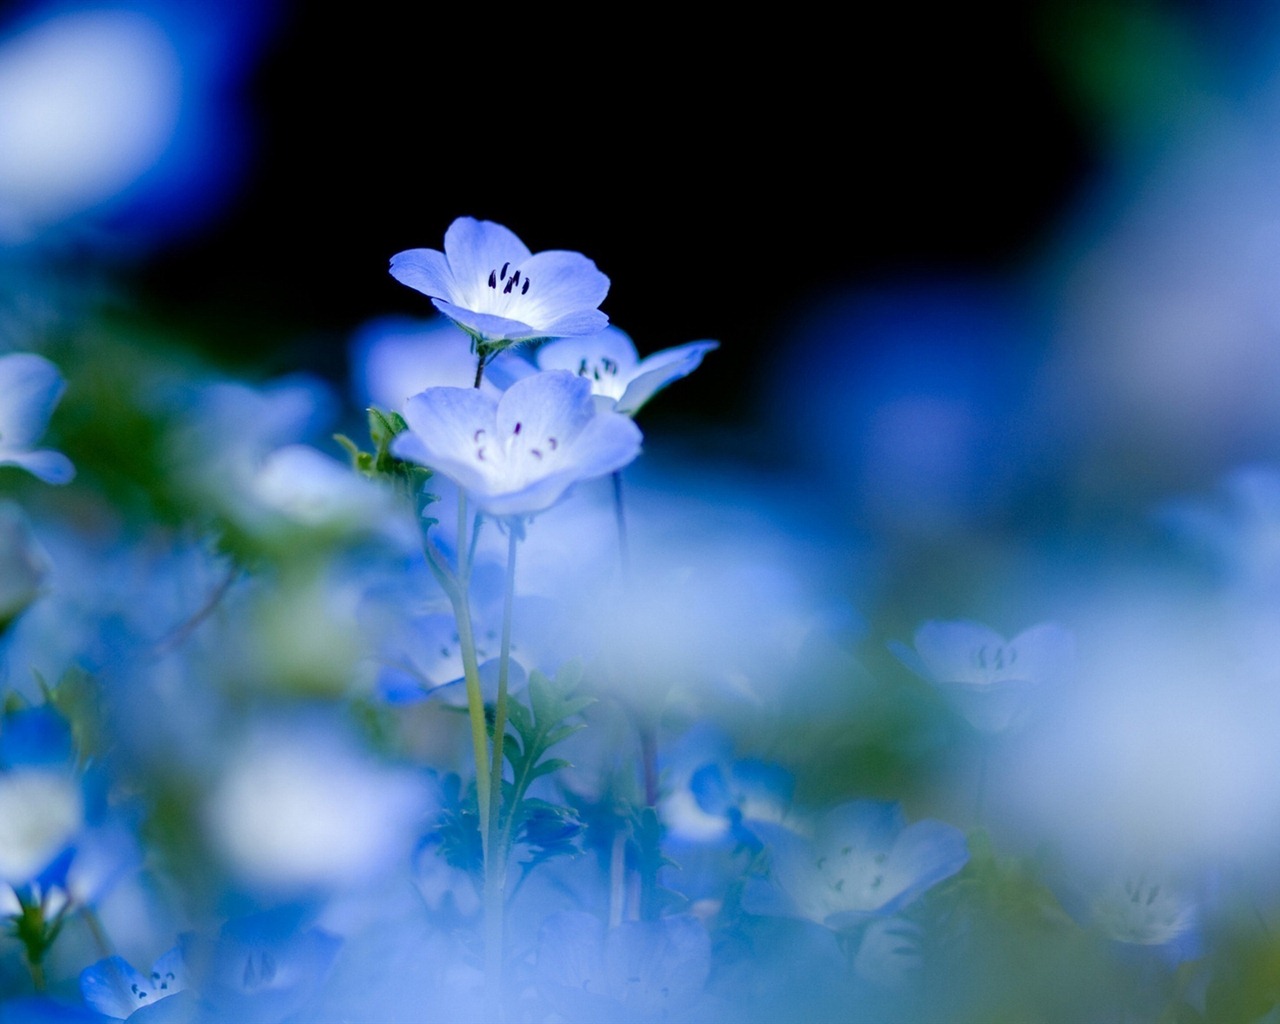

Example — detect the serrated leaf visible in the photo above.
[502,732,522,767]
[542,723,587,750]
[506,700,533,739]
[528,757,572,781]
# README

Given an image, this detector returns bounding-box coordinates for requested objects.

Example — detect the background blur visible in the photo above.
[31,1,1095,420]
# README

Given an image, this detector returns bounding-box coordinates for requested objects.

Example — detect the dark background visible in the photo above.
[132,4,1111,430]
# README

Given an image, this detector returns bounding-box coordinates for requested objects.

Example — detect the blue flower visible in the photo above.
[536,327,718,416]
[178,909,341,1023]
[389,217,610,351]
[535,910,712,1022]
[80,948,186,1020]
[0,353,73,484]
[744,800,968,930]
[891,619,1075,734]
[390,370,642,518]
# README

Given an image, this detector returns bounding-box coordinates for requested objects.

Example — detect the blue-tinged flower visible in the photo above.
[0,352,73,483]
[389,217,609,350]
[744,800,968,930]
[0,0,276,247]
[536,910,712,1022]
[891,619,1075,734]
[0,768,83,884]
[178,909,341,1023]
[80,948,185,1020]
[536,327,718,416]
[0,501,49,632]
[1160,464,1280,596]
[204,723,435,894]
[348,315,503,413]
[391,370,642,518]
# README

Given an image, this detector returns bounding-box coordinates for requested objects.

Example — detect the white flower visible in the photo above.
[535,327,718,416]
[893,619,1075,733]
[206,725,434,892]
[389,217,609,349]
[391,369,642,518]
[0,768,83,883]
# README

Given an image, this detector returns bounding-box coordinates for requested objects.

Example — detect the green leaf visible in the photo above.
[528,757,572,781]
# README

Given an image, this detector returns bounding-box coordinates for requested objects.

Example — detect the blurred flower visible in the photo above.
[178,909,340,1024]
[891,620,1075,734]
[1086,869,1200,956]
[744,800,969,930]
[168,374,335,507]
[204,723,434,894]
[80,948,185,1020]
[348,315,502,413]
[0,769,83,885]
[0,352,73,483]
[244,443,404,540]
[389,217,610,351]
[535,910,712,1023]
[391,370,641,518]
[0,501,49,632]
[535,327,718,416]
[1160,463,1280,597]
[0,0,276,247]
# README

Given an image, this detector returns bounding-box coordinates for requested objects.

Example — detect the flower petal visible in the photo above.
[617,340,719,415]
[442,217,531,309]
[394,386,499,495]
[388,247,455,304]
[0,449,75,484]
[81,955,153,1019]
[495,370,595,445]
[0,353,65,449]
[429,299,540,343]
[513,249,609,334]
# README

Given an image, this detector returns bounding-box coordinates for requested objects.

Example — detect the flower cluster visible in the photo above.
[4,201,1277,1024]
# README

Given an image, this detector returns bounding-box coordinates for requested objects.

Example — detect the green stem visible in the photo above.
[482,523,519,1016]
[427,490,490,845]
[611,470,630,576]
[81,907,112,958]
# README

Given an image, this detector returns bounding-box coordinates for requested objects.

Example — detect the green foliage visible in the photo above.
[335,406,432,504]
[500,663,594,858]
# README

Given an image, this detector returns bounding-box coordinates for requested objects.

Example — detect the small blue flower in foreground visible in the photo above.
[537,327,718,416]
[0,353,74,484]
[391,370,642,518]
[390,217,609,350]
[80,948,185,1020]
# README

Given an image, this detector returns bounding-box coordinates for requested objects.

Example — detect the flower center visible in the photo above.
[973,644,1015,672]
[471,423,560,476]
[486,261,531,297]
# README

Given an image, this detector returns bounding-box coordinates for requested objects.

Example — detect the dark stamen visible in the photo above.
[522,278,530,294]
[500,262,510,279]
[530,448,543,459]
[547,437,558,449]
[503,276,516,294]
[488,270,497,288]
[513,422,522,435]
